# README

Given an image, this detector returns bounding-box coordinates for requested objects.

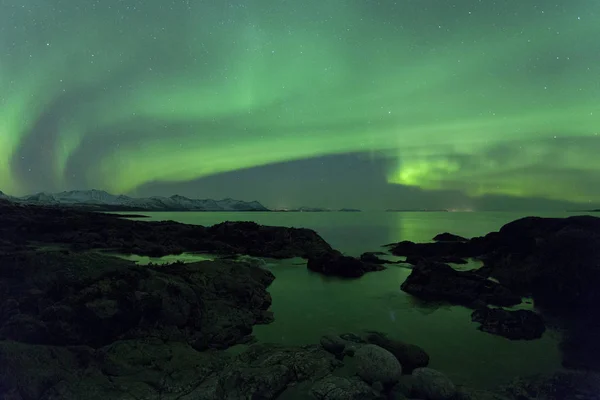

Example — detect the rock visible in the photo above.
[406,255,469,265]
[389,375,416,398]
[320,334,349,358]
[0,339,342,400]
[0,200,335,259]
[213,343,341,399]
[500,371,600,400]
[307,251,386,278]
[354,344,402,385]
[360,252,391,264]
[454,387,513,400]
[385,240,472,258]
[363,331,429,373]
[412,368,456,400]
[471,307,546,340]
[400,260,521,307]
[310,375,381,400]
[433,233,468,242]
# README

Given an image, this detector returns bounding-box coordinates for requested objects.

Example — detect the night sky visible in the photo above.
[1,0,599,210]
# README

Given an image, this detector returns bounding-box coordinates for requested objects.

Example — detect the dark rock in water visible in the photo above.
[307,251,385,278]
[0,250,274,349]
[362,331,430,374]
[386,240,472,258]
[411,367,456,400]
[471,307,546,340]
[433,232,468,242]
[406,255,468,265]
[360,252,391,264]
[310,375,381,400]
[500,371,600,400]
[400,260,521,307]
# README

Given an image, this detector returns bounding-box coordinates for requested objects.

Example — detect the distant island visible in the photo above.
[386,209,449,212]
[272,207,362,212]
[0,189,269,212]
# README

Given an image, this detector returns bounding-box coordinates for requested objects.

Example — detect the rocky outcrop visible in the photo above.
[433,232,468,242]
[471,307,546,340]
[0,201,333,258]
[307,251,386,278]
[400,260,522,308]
[0,250,274,350]
[387,215,600,370]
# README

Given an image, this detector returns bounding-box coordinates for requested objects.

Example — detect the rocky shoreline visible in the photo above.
[1,200,599,399]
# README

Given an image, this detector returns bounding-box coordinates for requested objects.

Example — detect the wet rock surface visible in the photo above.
[471,307,546,340]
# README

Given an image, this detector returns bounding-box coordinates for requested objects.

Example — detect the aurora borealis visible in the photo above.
[1,0,599,208]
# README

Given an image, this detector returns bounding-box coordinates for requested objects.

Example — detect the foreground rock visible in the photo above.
[471,307,546,340]
[400,260,522,308]
[307,251,386,278]
[412,367,456,400]
[500,371,600,400]
[0,200,333,258]
[0,250,273,349]
[0,340,343,400]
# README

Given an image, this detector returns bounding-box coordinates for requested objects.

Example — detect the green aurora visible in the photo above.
[1,0,599,204]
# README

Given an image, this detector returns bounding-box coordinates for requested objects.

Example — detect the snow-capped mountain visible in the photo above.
[7,190,270,211]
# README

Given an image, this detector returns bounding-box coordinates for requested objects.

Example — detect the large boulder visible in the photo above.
[308,251,385,278]
[354,344,402,385]
[411,367,456,400]
[400,260,521,307]
[471,307,546,340]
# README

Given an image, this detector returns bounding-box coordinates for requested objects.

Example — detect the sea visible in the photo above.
[117,210,586,390]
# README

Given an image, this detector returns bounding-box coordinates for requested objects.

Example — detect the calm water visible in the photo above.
[120,211,586,389]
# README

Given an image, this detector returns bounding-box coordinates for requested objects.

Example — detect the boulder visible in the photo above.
[471,307,546,340]
[354,344,402,385]
[363,331,429,373]
[310,375,381,400]
[412,367,456,400]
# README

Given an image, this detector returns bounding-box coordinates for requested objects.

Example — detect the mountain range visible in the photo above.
[0,189,269,212]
